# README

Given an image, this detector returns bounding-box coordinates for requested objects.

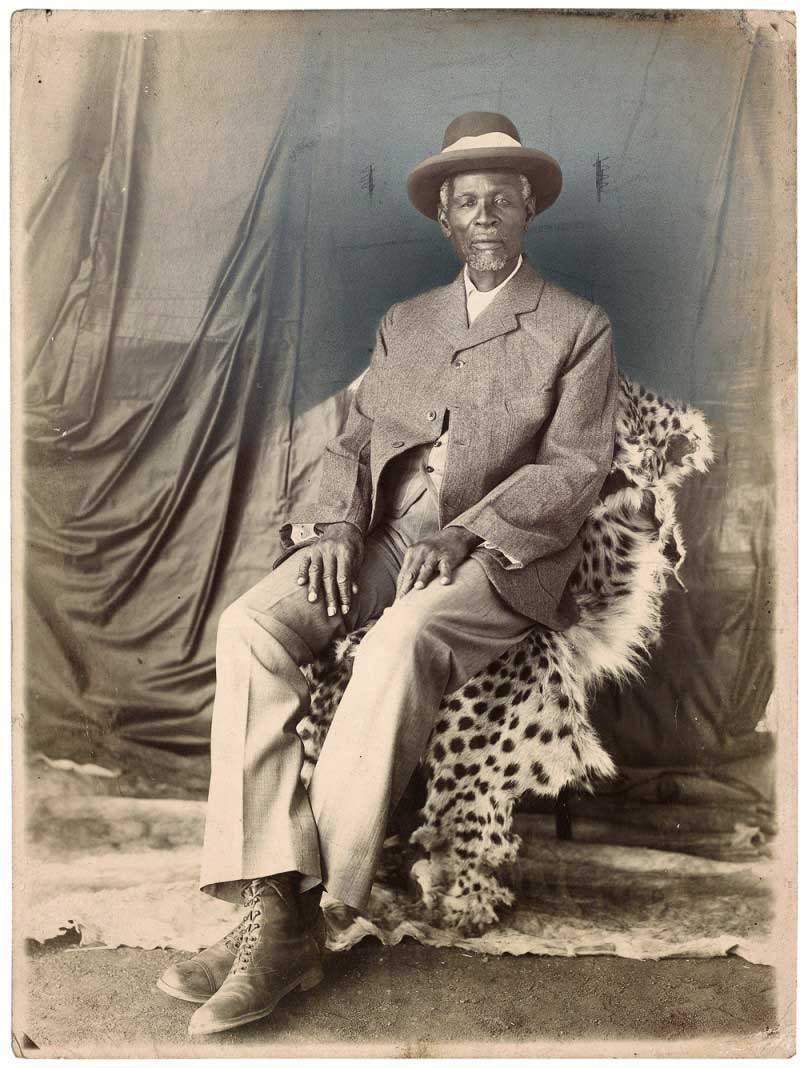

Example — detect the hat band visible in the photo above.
[442,132,522,153]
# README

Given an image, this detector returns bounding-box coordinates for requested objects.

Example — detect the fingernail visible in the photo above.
[351,584,359,594]
[327,606,336,617]
[414,581,424,589]
[308,592,316,602]
[342,604,350,614]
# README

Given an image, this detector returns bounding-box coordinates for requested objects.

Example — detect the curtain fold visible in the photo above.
[16,12,788,798]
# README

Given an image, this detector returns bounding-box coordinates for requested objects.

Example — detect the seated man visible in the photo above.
[158,111,618,1036]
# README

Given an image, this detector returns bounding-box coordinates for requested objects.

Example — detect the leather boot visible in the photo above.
[188,876,323,1036]
[156,913,248,1004]
[157,884,326,1005]
[299,884,326,951]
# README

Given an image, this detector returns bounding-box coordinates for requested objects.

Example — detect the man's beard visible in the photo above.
[466,248,508,272]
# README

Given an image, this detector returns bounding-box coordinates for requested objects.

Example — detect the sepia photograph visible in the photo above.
[10,7,797,1058]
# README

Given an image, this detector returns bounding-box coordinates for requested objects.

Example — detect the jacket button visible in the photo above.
[426,409,437,421]
[454,359,465,368]
[392,440,405,448]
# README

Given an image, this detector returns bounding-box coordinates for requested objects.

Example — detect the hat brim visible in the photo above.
[406,146,562,219]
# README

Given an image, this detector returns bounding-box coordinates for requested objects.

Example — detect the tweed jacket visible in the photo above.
[285,258,618,630]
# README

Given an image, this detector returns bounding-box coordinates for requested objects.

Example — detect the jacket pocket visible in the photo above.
[503,388,553,417]
[503,389,554,462]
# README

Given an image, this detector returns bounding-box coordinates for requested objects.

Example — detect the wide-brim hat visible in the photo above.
[407,111,562,220]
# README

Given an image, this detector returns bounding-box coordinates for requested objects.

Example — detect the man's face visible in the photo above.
[438,171,534,274]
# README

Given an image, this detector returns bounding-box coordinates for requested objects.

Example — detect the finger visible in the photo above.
[396,553,420,600]
[297,555,311,585]
[394,561,411,602]
[322,554,339,617]
[336,550,352,613]
[307,558,322,603]
[414,554,439,590]
[438,557,453,585]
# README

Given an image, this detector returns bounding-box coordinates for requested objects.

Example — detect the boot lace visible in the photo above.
[229,878,272,975]
[221,912,249,955]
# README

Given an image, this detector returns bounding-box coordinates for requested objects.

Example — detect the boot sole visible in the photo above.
[187,965,324,1036]
[155,977,211,1005]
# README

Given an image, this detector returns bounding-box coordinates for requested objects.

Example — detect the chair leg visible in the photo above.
[555,788,573,841]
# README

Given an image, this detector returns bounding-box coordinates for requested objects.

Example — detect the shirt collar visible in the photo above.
[463,254,523,300]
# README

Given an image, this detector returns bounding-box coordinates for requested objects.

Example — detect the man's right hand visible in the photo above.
[296,522,364,617]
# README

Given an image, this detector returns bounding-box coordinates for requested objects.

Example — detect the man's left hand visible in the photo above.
[394,526,482,601]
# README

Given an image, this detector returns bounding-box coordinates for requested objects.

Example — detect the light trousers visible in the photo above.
[200,488,532,910]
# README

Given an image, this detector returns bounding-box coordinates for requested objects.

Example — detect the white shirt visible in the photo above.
[463,254,523,327]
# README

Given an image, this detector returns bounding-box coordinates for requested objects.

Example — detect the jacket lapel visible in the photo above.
[457,258,546,353]
[426,258,547,356]
[426,273,469,350]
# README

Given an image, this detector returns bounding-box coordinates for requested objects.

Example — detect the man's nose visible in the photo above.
[474,199,499,226]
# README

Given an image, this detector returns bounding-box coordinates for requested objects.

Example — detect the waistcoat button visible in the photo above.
[426,409,437,421]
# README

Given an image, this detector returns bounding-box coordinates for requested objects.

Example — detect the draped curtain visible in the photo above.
[15,11,790,802]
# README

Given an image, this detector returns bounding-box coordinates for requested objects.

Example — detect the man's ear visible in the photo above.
[523,196,536,232]
[437,204,452,238]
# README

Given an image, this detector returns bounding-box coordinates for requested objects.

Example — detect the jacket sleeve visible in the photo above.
[446,304,618,567]
[297,310,392,535]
